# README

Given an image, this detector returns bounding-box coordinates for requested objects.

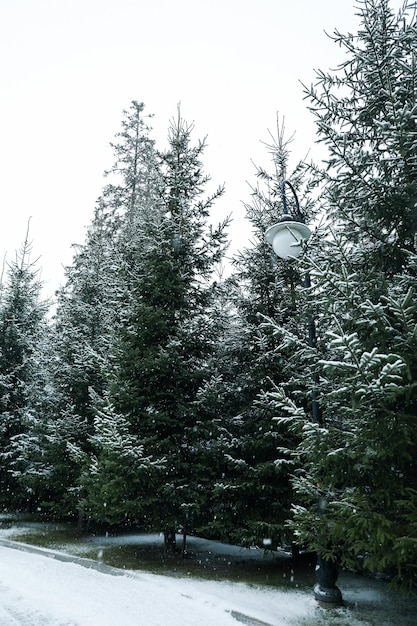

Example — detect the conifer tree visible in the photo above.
[82,391,164,525]
[22,101,158,520]
[205,122,311,548]
[0,233,50,510]
[104,108,229,546]
[267,0,417,593]
[40,204,121,519]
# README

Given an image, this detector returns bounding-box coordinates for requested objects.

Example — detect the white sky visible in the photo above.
[0,0,406,297]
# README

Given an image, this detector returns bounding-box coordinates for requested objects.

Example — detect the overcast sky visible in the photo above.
[0,0,406,297]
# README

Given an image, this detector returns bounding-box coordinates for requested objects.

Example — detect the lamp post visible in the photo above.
[265,180,343,607]
[265,180,311,261]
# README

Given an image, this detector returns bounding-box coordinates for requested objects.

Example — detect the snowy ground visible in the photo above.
[0,526,415,625]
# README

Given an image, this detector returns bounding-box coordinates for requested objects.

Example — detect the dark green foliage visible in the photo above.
[87,106,229,540]
[36,102,158,520]
[306,0,417,276]
[82,394,163,525]
[23,206,123,519]
[0,235,50,510]
[203,124,311,549]
[267,0,417,594]
[279,251,417,593]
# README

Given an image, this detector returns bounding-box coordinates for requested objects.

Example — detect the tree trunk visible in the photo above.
[164,528,177,553]
[76,509,85,537]
[182,529,188,557]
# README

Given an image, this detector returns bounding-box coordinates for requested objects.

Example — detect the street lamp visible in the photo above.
[265,180,311,260]
[265,180,343,608]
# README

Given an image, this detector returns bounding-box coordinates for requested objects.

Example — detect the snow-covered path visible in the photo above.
[0,538,416,626]
[0,541,313,626]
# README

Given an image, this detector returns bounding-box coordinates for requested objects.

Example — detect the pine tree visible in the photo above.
[104,107,229,547]
[82,391,164,525]
[0,232,50,510]
[36,102,159,521]
[39,205,121,519]
[204,121,313,549]
[268,0,417,593]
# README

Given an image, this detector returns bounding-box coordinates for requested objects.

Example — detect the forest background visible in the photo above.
[0,0,416,596]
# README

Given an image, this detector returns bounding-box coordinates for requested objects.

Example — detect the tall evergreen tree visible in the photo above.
[82,391,164,526]
[0,232,50,510]
[268,0,417,593]
[101,108,229,546]
[20,101,159,520]
[204,122,312,548]
[39,203,121,519]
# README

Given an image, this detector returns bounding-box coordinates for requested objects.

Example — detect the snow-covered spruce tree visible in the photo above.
[0,233,51,511]
[40,205,121,520]
[53,101,158,425]
[82,391,164,526]
[30,101,158,521]
[78,102,174,529]
[100,101,160,290]
[103,108,229,548]
[268,0,417,593]
[203,121,314,549]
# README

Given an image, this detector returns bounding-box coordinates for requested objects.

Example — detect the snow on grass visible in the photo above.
[0,523,416,625]
[0,541,313,626]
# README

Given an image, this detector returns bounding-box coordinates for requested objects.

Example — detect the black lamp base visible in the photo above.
[314,582,343,607]
[314,555,343,607]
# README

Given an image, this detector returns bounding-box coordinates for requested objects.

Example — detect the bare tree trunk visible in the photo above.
[182,529,187,557]
[76,510,85,537]
[164,528,177,553]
